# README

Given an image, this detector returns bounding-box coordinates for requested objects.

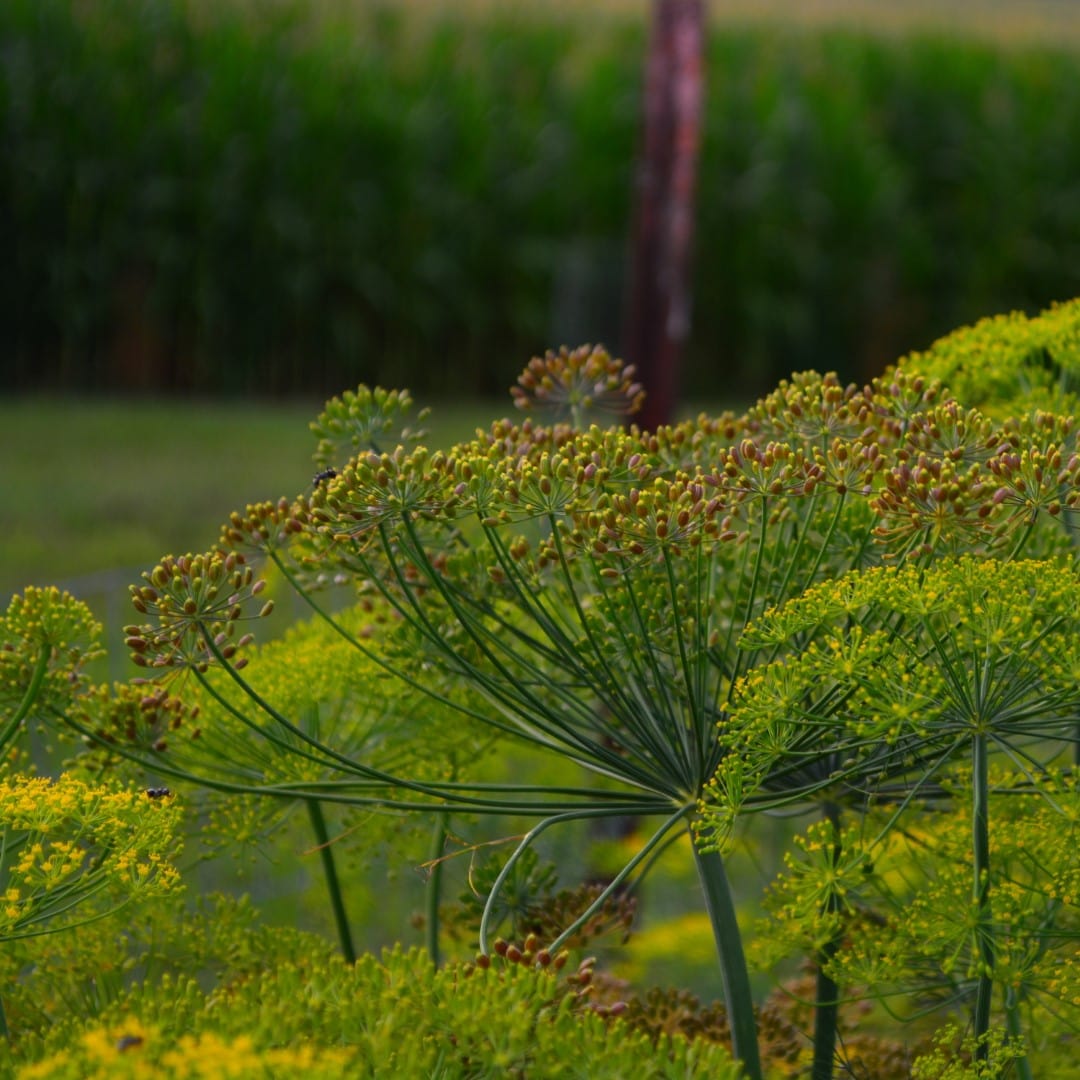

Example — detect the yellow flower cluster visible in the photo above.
[0,587,103,722]
[0,774,182,941]
[896,296,1080,418]
[18,1021,357,1080]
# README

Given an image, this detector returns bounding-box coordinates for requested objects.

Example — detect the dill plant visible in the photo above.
[0,588,185,1039]
[704,559,1080,1075]
[35,328,1080,1076]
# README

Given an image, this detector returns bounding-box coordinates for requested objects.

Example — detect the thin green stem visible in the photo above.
[545,808,688,955]
[267,548,544,739]
[661,546,703,778]
[478,811,595,955]
[0,645,50,751]
[692,831,762,1080]
[426,810,449,968]
[305,799,356,965]
[388,519,651,782]
[972,732,995,1062]
[731,497,771,688]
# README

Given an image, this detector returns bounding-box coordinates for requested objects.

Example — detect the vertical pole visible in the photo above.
[623,0,705,430]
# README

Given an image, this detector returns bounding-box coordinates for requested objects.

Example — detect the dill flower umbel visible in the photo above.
[0,774,182,942]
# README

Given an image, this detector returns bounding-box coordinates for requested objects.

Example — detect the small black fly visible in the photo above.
[146,787,172,799]
[116,1035,144,1052]
[313,467,338,487]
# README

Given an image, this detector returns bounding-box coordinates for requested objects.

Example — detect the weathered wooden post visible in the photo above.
[623,0,705,429]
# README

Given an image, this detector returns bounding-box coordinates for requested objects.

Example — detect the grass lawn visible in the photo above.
[0,395,499,599]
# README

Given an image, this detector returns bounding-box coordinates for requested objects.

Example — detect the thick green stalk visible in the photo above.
[426,810,449,968]
[1003,984,1034,1080]
[971,733,995,1062]
[305,799,356,965]
[811,803,842,1080]
[692,833,762,1080]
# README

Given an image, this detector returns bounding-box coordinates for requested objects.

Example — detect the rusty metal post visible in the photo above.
[623,0,705,430]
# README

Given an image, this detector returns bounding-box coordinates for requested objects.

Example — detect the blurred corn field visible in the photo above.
[4,0,1080,399]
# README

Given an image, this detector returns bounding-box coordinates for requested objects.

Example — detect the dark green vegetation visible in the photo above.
[6,0,1080,399]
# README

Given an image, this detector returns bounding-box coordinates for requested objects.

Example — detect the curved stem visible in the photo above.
[478,811,589,955]
[0,644,50,751]
[731,497,771,688]
[426,810,449,968]
[546,807,688,955]
[305,799,356,965]
[692,830,762,1080]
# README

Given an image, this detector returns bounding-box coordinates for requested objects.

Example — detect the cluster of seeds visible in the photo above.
[83,682,200,754]
[125,552,270,673]
[511,344,645,423]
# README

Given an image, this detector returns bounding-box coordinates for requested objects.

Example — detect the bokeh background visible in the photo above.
[4,0,1080,995]
[6,0,1080,405]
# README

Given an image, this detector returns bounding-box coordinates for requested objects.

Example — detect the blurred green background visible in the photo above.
[5,0,1080,406]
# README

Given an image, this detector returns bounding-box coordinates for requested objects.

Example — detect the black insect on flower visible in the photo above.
[146,787,172,799]
[116,1035,144,1052]
[313,467,338,487]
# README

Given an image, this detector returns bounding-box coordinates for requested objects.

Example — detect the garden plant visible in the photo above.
[2,300,1080,1076]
